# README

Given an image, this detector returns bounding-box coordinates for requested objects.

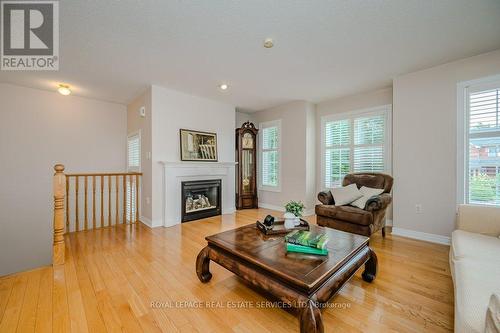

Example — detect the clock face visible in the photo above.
[242,133,254,149]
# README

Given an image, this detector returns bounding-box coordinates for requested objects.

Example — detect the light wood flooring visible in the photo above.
[0,209,454,332]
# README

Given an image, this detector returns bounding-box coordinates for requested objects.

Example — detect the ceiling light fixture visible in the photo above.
[57,84,71,96]
[263,38,274,48]
[219,84,228,91]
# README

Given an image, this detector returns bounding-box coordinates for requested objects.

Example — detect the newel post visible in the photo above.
[53,164,66,265]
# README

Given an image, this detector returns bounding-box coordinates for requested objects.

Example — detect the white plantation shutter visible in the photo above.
[127,133,140,171]
[260,120,281,189]
[126,132,140,221]
[322,107,390,188]
[353,115,385,172]
[324,119,350,187]
[467,86,500,205]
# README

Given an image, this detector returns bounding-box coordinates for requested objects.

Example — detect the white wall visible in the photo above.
[235,111,255,128]
[253,101,316,214]
[393,49,500,237]
[127,88,153,222]
[150,85,236,226]
[305,104,317,212]
[0,83,126,276]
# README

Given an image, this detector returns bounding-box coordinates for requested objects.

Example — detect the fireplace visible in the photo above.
[181,179,222,222]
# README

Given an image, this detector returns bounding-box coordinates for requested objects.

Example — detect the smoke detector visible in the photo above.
[263,38,274,48]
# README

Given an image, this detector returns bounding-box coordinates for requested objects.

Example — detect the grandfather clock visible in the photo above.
[235,122,258,209]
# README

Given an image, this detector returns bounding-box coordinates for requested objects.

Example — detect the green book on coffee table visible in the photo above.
[285,230,329,249]
[286,243,328,256]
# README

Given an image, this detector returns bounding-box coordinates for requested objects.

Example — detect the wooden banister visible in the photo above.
[52,166,143,266]
[53,164,66,265]
[135,174,140,223]
[64,171,142,231]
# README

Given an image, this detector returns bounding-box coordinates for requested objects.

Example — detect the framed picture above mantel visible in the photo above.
[180,129,218,162]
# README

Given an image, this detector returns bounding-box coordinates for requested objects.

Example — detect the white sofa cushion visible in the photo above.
[331,184,362,206]
[454,259,500,333]
[451,230,500,263]
[457,205,500,236]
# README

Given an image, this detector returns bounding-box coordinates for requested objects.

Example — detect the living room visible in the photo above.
[1,1,500,332]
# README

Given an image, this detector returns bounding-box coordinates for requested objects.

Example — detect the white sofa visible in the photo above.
[451,204,500,333]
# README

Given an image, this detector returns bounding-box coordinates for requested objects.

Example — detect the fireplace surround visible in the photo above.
[160,161,236,227]
[181,179,221,222]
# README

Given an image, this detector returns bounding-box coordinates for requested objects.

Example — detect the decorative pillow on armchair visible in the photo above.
[351,186,384,209]
[331,184,363,206]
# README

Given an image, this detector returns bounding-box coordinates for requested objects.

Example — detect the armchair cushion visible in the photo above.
[315,205,373,226]
[365,193,392,212]
[331,184,363,206]
[351,186,384,209]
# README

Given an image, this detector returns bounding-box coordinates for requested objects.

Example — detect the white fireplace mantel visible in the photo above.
[160,161,237,168]
[160,161,236,227]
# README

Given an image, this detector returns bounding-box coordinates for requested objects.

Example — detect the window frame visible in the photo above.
[127,130,141,172]
[320,105,392,189]
[258,119,282,192]
[457,74,500,206]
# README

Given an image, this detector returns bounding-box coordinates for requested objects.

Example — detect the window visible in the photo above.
[127,131,140,221]
[463,83,500,205]
[321,106,391,188]
[259,120,281,191]
[127,132,141,172]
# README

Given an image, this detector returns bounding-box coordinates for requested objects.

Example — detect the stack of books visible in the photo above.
[284,230,329,256]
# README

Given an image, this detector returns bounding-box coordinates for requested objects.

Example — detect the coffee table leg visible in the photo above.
[300,300,324,333]
[362,247,378,282]
[196,246,212,283]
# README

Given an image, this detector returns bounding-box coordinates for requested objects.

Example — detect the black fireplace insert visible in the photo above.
[181,179,221,222]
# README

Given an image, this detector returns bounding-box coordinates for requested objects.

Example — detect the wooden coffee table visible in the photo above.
[196,224,377,333]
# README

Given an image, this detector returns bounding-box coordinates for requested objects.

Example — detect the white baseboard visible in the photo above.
[164,219,179,228]
[139,216,152,228]
[140,216,163,228]
[385,219,393,227]
[391,227,450,245]
[258,202,314,217]
[258,202,283,212]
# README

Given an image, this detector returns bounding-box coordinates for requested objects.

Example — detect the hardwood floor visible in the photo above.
[0,209,454,332]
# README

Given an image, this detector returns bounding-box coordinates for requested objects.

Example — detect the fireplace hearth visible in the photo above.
[181,179,221,222]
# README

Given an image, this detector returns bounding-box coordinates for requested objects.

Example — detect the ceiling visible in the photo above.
[1,0,500,111]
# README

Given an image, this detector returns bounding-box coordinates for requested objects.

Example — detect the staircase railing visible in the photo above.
[52,164,142,265]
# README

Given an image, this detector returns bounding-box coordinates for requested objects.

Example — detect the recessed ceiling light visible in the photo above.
[263,38,274,48]
[57,84,71,96]
[219,84,228,91]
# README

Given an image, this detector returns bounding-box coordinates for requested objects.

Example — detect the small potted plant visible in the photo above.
[284,201,305,229]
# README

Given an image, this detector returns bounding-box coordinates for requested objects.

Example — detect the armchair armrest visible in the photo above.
[365,193,392,212]
[317,190,334,205]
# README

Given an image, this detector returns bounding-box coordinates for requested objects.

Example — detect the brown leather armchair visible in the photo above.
[315,173,393,237]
